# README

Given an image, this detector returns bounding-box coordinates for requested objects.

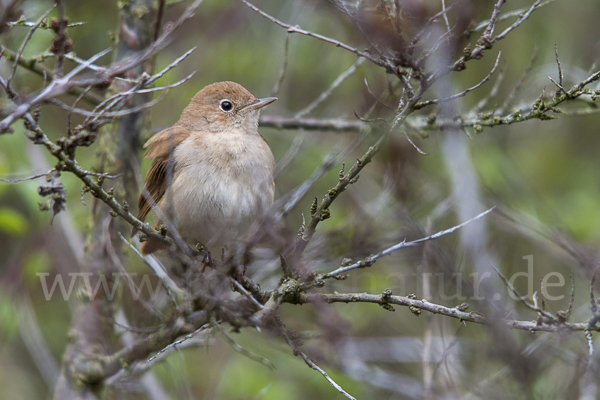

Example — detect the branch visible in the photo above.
[239,0,387,69]
[294,82,426,255]
[493,265,559,322]
[277,319,356,400]
[0,47,104,105]
[320,207,495,280]
[21,115,175,249]
[0,0,205,133]
[431,0,543,82]
[6,6,56,90]
[415,52,501,110]
[295,58,365,119]
[259,115,364,132]
[298,292,600,333]
[0,170,52,183]
[465,0,556,36]
[7,19,85,29]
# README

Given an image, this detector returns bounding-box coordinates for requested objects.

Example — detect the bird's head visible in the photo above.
[180,81,277,133]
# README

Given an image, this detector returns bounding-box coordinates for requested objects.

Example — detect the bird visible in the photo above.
[132,81,277,256]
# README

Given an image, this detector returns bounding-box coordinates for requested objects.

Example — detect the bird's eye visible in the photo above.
[219,100,233,112]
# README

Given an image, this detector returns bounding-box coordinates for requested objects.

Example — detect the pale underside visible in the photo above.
[158,128,275,249]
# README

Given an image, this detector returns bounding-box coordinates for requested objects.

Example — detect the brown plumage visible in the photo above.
[133,81,277,255]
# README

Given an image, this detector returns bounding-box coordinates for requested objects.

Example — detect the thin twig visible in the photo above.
[259,115,363,132]
[493,0,543,43]
[7,20,85,29]
[0,170,52,183]
[278,320,356,400]
[403,129,428,155]
[273,128,369,221]
[230,278,264,309]
[295,82,425,255]
[145,324,211,363]
[466,0,556,35]
[106,222,167,322]
[6,6,56,90]
[416,52,501,110]
[472,63,505,113]
[50,89,169,118]
[295,58,365,119]
[493,265,559,322]
[118,232,186,303]
[273,135,303,177]
[502,39,539,111]
[0,1,204,133]
[555,44,564,87]
[322,207,495,279]
[441,0,451,33]
[213,320,274,370]
[271,33,290,96]
[481,0,505,42]
[298,292,600,332]
[239,0,385,69]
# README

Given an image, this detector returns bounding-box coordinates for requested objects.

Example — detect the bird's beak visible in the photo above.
[239,97,277,113]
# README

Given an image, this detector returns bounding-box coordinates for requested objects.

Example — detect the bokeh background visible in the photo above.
[2,0,600,399]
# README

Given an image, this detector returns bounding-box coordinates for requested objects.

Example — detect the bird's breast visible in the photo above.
[161,130,275,246]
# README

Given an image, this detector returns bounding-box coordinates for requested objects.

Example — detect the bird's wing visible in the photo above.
[132,125,190,236]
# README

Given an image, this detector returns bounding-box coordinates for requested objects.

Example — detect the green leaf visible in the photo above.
[23,250,51,284]
[0,207,29,235]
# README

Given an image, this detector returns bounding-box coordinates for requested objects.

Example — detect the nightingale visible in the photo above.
[132,81,277,255]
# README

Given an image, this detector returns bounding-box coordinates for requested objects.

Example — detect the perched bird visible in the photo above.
[132,81,276,255]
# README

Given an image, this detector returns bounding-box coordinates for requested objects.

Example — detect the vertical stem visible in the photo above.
[422,226,434,400]
[53,1,160,399]
[53,0,68,79]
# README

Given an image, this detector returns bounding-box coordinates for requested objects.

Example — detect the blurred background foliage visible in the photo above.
[1,0,600,399]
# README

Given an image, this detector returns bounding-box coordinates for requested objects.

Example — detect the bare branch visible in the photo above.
[259,115,363,132]
[416,52,501,110]
[273,135,303,177]
[555,44,564,87]
[480,0,505,44]
[494,0,543,43]
[146,324,211,364]
[0,170,52,183]
[239,0,386,69]
[273,128,369,220]
[502,39,539,111]
[6,6,55,90]
[278,321,356,400]
[271,32,290,96]
[402,129,428,155]
[466,0,556,35]
[298,292,599,333]
[118,231,185,304]
[213,320,275,370]
[440,0,543,80]
[493,265,559,322]
[7,20,85,29]
[295,58,364,119]
[0,1,204,133]
[50,89,168,118]
[294,80,426,255]
[0,47,104,105]
[322,207,495,279]
[472,63,506,113]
